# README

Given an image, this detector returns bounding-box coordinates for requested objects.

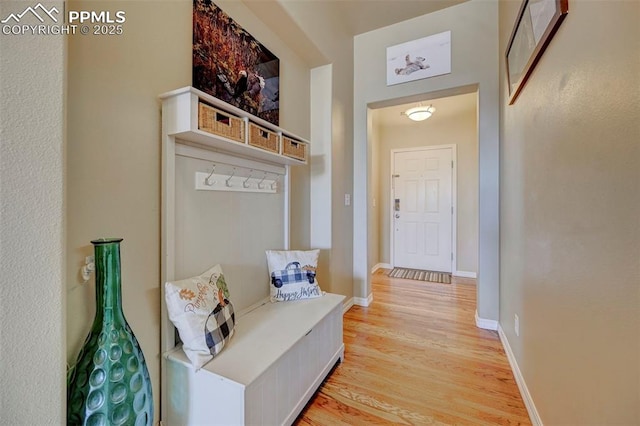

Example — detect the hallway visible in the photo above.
[296,270,530,425]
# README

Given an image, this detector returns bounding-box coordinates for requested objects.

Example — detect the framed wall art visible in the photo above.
[506,0,569,104]
[386,30,451,86]
[193,0,280,125]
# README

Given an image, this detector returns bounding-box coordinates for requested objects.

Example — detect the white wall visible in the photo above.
[354,0,499,318]
[499,0,640,423]
[368,110,382,270]
[275,1,355,299]
[0,1,66,423]
[310,64,333,282]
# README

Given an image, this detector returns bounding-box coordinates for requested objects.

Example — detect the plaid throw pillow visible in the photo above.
[204,300,235,357]
[165,264,236,369]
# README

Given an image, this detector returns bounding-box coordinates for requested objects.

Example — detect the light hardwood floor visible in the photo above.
[295,270,531,425]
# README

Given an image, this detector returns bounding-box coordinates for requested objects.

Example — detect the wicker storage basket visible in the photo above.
[282,137,307,162]
[248,123,280,153]
[198,102,245,143]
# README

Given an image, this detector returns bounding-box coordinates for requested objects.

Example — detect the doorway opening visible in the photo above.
[367,91,479,292]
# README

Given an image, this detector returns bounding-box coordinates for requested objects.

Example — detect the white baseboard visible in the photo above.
[498,325,542,426]
[371,263,392,273]
[353,293,373,307]
[342,297,355,314]
[454,270,477,278]
[475,310,498,330]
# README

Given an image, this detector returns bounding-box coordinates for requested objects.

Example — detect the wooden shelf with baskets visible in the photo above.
[160,87,309,166]
[282,135,308,162]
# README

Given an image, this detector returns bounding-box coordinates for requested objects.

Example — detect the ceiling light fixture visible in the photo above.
[402,104,436,122]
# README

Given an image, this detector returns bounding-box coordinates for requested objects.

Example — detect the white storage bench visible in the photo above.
[164,293,345,426]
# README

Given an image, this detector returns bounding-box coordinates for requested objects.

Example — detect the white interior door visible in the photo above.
[392,148,453,272]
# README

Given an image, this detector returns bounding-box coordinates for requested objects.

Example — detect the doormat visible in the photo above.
[388,268,451,284]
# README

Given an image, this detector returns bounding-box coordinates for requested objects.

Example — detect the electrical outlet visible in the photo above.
[514,314,520,337]
[344,194,351,206]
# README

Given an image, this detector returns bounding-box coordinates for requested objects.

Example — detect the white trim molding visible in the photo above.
[343,297,355,314]
[498,325,543,426]
[454,270,477,279]
[371,263,392,273]
[353,293,373,307]
[475,310,498,330]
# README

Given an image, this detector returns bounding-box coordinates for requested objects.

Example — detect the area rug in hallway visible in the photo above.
[388,268,452,284]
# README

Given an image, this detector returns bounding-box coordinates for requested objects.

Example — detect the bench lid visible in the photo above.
[165,293,345,385]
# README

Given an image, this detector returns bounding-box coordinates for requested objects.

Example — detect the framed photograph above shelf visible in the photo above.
[193,0,280,126]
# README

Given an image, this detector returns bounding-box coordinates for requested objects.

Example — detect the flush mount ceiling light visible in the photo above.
[402,105,436,122]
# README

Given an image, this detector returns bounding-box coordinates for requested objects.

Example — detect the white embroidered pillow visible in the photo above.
[266,250,323,302]
[164,264,235,369]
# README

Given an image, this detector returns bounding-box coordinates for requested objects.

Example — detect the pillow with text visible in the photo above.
[266,249,323,302]
[165,264,235,369]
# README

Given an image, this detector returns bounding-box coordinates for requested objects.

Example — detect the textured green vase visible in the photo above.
[67,238,153,426]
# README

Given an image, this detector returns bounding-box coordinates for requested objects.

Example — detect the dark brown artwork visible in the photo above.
[193,0,280,125]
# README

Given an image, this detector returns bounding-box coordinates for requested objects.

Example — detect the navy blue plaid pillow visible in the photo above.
[204,300,235,357]
[270,262,316,288]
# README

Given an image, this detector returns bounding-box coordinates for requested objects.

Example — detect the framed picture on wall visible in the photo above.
[193,0,280,125]
[506,0,569,104]
[386,30,451,86]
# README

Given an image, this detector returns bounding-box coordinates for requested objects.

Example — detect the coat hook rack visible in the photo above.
[194,164,282,194]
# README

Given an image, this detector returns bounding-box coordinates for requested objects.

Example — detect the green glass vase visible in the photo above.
[67,238,153,426]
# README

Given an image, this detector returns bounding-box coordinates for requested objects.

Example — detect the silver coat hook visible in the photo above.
[226,169,236,187]
[257,173,267,189]
[243,170,254,188]
[271,175,280,190]
[204,165,216,186]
